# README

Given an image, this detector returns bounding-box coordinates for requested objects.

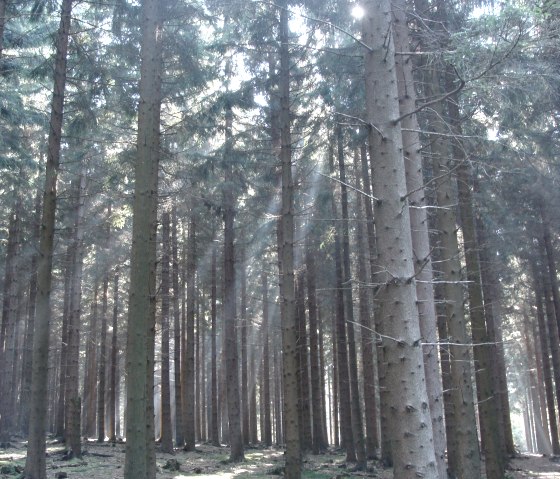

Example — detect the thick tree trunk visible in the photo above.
[362,2,438,477]
[392,3,447,475]
[278,2,301,475]
[24,3,73,476]
[65,171,87,459]
[160,211,174,452]
[124,0,163,475]
[223,100,244,461]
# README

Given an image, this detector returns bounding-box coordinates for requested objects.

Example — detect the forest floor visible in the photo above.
[1,440,560,478]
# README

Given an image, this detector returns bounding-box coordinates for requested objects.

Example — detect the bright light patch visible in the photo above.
[351,5,364,19]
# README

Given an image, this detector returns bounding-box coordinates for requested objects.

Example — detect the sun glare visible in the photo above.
[351,5,364,19]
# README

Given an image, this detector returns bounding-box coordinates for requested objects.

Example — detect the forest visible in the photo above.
[0,0,559,478]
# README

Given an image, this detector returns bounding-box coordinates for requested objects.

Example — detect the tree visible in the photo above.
[124,0,164,475]
[362,1,438,477]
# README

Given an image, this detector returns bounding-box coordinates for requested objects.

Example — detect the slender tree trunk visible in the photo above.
[531,260,560,454]
[362,2,438,477]
[278,2,301,475]
[0,0,6,60]
[97,270,109,442]
[358,145,381,456]
[172,207,183,446]
[124,0,163,475]
[353,149,378,460]
[183,216,197,450]
[262,272,272,447]
[20,189,42,435]
[210,239,220,446]
[24,3,73,475]
[109,272,119,442]
[423,66,481,479]
[305,235,326,453]
[336,130,366,469]
[82,285,98,438]
[159,211,174,453]
[296,270,312,452]
[241,248,249,446]
[541,205,560,336]
[0,197,21,439]
[195,296,201,441]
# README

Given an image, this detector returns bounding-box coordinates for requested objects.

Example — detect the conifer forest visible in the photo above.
[2,1,560,478]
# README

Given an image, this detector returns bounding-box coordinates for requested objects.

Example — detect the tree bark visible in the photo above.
[262,272,272,447]
[278,2,301,475]
[124,0,163,475]
[210,236,220,446]
[362,2,438,476]
[172,206,183,446]
[241,248,249,446]
[24,3,73,475]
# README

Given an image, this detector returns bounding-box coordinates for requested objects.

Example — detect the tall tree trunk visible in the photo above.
[278,2,301,475]
[353,149,379,460]
[55,250,72,439]
[241,248,249,446]
[305,234,326,453]
[19,188,42,435]
[262,272,272,447]
[24,3,73,475]
[0,196,21,439]
[295,270,312,452]
[82,285,98,438]
[448,87,504,479]
[124,0,163,475]
[172,206,183,446]
[541,204,560,336]
[336,129,366,470]
[97,269,109,442]
[65,171,87,459]
[423,66,481,479]
[160,211,173,452]
[362,2,438,477]
[332,189,354,462]
[210,237,220,446]
[222,99,243,461]
[0,0,6,60]
[531,260,560,454]
[183,216,197,450]
[392,2,447,475]
[109,272,119,442]
[358,145,381,456]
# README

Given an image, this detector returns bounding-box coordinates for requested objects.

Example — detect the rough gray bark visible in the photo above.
[278,2,301,475]
[210,238,220,446]
[362,1,438,477]
[97,270,109,442]
[124,0,163,475]
[262,272,272,447]
[392,3,447,475]
[24,2,73,476]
